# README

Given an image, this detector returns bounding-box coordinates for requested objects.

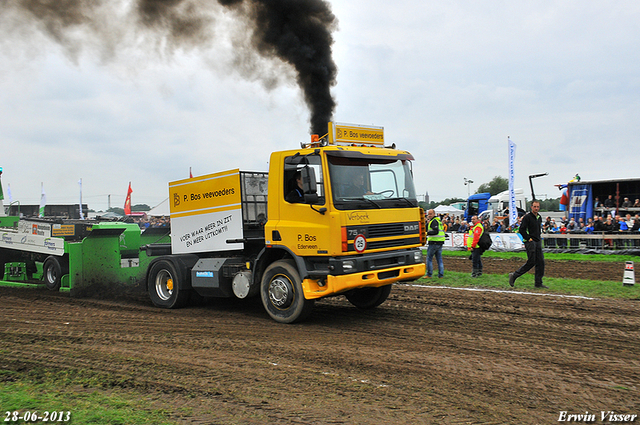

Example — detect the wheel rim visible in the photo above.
[155,269,174,301]
[268,274,294,309]
[46,266,57,284]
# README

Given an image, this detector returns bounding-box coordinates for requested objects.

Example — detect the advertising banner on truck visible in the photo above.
[169,169,244,255]
[0,231,65,255]
[17,220,52,237]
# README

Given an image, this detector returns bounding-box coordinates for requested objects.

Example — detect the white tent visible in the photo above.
[148,198,170,216]
[434,204,463,215]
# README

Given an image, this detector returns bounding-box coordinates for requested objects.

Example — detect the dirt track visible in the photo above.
[1,284,639,424]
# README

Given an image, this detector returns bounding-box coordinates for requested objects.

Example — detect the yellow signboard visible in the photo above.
[52,224,77,237]
[168,169,244,254]
[169,169,242,218]
[329,122,385,145]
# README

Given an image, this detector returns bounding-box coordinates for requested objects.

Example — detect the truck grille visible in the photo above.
[367,223,406,238]
[345,221,421,251]
[348,236,422,251]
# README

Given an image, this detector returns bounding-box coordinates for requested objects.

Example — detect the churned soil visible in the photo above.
[1,283,638,424]
[444,255,626,281]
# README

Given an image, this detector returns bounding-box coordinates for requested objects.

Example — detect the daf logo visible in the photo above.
[404,224,418,232]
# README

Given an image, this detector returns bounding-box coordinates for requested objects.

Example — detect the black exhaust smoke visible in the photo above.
[223,0,338,135]
[3,0,338,134]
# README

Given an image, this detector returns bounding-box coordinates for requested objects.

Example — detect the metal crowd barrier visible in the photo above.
[542,232,640,250]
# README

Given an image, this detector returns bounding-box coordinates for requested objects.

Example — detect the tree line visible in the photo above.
[421,176,560,212]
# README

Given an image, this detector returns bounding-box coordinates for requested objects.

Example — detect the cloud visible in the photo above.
[1,0,639,211]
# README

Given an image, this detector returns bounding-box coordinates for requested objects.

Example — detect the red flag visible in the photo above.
[124,182,132,215]
[189,167,193,178]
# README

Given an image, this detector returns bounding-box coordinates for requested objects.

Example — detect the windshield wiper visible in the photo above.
[362,198,383,208]
[339,197,383,209]
[393,197,417,207]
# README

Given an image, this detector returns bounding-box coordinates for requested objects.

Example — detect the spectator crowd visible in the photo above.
[133,215,170,229]
[435,214,521,235]
[433,198,640,250]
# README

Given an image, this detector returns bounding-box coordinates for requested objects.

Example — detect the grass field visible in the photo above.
[414,271,640,299]
[441,248,640,263]
[415,249,640,300]
[1,369,175,425]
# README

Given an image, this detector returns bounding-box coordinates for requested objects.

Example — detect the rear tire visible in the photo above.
[261,259,314,324]
[43,256,67,291]
[345,284,392,309]
[148,260,190,309]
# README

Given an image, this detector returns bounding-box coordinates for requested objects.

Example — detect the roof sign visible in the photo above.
[328,122,385,146]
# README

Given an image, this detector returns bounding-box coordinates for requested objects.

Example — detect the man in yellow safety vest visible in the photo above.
[425,209,445,278]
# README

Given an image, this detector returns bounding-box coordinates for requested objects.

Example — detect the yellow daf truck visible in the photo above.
[145,122,426,323]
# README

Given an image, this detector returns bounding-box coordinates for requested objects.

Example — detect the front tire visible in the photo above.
[345,284,392,309]
[261,259,314,324]
[148,260,190,309]
[43,256,68,291]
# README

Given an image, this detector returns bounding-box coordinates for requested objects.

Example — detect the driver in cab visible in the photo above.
[344,172,373,197]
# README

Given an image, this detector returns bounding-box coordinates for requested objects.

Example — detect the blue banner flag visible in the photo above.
[508,138,517,226]
[568,184,592,222]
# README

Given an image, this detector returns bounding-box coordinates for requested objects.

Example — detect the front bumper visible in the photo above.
[301,261,425,300]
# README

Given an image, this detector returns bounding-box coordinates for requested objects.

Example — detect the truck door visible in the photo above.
[276,154,332,257]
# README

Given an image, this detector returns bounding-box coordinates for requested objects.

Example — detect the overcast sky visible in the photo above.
[1,0,639,212]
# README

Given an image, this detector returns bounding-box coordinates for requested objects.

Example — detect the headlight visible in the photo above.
[342,260,355,271]
[414,250,424,263]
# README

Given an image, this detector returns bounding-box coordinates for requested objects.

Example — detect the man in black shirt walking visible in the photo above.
[509,200,547,288]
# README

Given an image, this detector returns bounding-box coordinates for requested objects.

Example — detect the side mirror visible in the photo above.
[300,166,317,195]
[301,166,319,204]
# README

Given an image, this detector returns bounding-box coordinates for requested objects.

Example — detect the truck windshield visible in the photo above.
[467,201,480,217]
[327,155,418,210]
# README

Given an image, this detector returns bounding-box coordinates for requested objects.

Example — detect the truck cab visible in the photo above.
[479,188,527,224]
[464,192,491,222]
[467,189,527,225]
[154,122,426,323]
[259,123,425,322]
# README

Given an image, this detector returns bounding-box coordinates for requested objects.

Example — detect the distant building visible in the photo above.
[424,191,429,205]
[8,204,88,219]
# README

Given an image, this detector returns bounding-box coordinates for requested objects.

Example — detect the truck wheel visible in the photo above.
[345,284,392,309]
[148,260,190,309]
[43,256,67,291]
[261,259,314,324]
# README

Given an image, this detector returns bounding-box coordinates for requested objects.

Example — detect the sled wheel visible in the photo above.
[43,256,67,291]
